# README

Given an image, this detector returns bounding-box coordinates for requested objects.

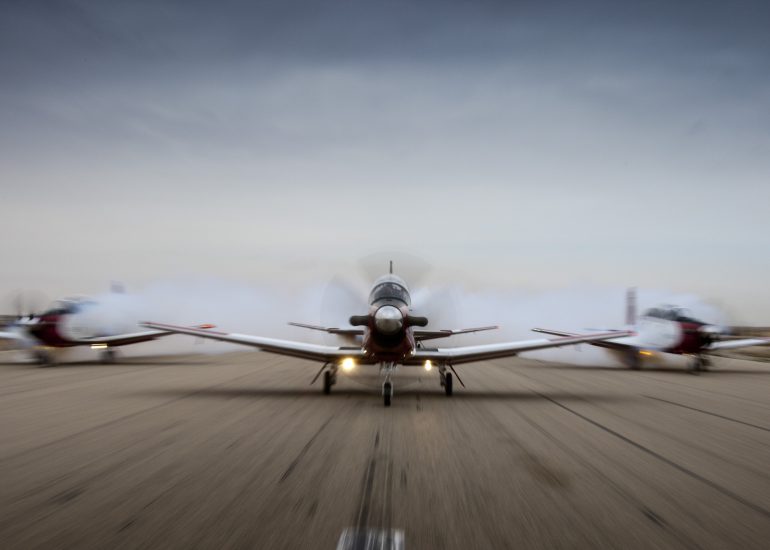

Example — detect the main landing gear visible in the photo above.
[439,365,453,396]
[323,368,337,394]
[100,349,116,364]
[688,355,709,374]
[34,350,54,367]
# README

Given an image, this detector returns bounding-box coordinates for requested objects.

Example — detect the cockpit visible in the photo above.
[368,277,410,306]
[643,306,702,324]
[40,298,95,317]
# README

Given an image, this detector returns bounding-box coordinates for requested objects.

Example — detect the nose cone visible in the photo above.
[374,305,403,335]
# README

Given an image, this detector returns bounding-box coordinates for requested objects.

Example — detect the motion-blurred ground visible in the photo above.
[0,352,769,549]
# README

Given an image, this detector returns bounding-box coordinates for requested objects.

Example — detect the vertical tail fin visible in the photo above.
[625,287,637,326]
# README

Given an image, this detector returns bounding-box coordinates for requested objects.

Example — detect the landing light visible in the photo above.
[91,343,108,350]
[341,357,356,371]
[639,350,653,356]
[424,360,432,371]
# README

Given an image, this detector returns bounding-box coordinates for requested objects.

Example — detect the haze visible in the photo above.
[2,0,769,323]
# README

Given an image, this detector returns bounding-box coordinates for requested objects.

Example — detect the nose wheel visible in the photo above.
[383,381,393,407]
[100,349,116,364]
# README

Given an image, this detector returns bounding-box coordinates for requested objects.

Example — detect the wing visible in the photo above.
[288,322,364,337]
[72,329,175,347]
[0,328,37,349]
[407,331,634,365]
[413,326,498,341]
[0,330,26,342]
[531,327,641,350]
[143,322,366,363]
[707,338,770,351]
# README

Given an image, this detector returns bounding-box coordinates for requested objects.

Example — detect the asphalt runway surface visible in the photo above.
[1,351,769,549]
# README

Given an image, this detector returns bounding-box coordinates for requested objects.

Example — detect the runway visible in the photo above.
[0,352,769,549]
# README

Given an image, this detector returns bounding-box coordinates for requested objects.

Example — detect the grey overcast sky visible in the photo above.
[1,0,769,321]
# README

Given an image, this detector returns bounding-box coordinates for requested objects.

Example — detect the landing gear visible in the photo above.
[323,369,336,394]
[35,350,53,367]
[383,381,393,407]
[627,353,641,370]
[688,356,706,374]
[439,365,453,396]
[100,349,116,364]
[381,362,396,407]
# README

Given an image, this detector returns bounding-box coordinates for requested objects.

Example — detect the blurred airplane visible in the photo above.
[144,264,632,406]
[533,288,770,372]
[0,297,195,365]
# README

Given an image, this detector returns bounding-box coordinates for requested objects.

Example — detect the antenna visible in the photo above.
[625,287,637,326]
[389,260,393,274]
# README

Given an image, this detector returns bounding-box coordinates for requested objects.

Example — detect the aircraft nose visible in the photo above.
[374,305,403,335]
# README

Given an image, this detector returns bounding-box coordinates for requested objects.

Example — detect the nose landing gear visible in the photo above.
[381,362,396,407]
[383,381,393,407]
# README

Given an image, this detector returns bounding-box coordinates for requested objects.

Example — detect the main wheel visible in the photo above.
[101,349,116,364]
[444,372,453,396]
[35,351,53,367]
[323,370,333,394]
[688,357,703,374]
[383,382,392,407]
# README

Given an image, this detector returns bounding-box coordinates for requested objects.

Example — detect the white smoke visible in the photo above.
[60,278,728,366]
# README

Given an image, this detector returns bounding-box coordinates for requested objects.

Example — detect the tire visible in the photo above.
[445,372,453,396]
[323,370,332,394]
[383,382,392,407]
[688,358,703,374]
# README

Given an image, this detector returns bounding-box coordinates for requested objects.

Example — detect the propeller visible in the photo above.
[4,289,48,321]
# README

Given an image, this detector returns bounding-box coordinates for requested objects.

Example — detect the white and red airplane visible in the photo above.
[533,289,770,372]
[144,265,633,406]
[0,298,202,365]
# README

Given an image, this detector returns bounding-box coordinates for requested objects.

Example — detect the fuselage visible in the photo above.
[634,307,716,354]
[24,299,144,348]
[356,275,421,363]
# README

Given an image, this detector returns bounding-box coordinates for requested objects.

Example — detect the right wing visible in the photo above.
[288,322,364,337]
[706,338,770,351]
[407,331,633,365]
[413,326,498,341]
[143,322,366,363]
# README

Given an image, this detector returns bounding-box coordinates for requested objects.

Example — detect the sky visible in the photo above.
[1,0,770,323]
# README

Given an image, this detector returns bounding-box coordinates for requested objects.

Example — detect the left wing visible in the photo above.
[407,331,633,365]
[532,327,640,350]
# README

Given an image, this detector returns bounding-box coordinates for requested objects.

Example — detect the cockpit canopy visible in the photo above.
[643,306,702,324]
[369,275,410,306]
[41,298,95,316]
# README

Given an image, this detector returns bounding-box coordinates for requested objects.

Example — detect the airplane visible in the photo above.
[0,297,203,365]
[533,288,770,372]
[143,264,633,406]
